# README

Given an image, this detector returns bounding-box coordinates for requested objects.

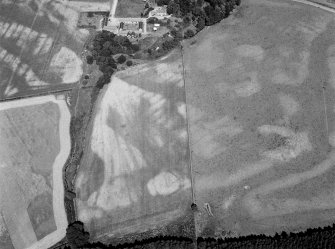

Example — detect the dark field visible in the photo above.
[115,0,145,18]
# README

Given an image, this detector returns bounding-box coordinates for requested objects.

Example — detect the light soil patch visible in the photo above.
[76,51,193,239]
[49,47,83,84]
[278,93,300,116]
[0,95,70,249]
[183,0,335,237]
[147,171,191,196]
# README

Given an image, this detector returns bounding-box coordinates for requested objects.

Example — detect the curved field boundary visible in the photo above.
[291,0,335,13]
[0,95,71,249]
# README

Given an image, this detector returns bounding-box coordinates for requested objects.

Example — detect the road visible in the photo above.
[110,0,118,19]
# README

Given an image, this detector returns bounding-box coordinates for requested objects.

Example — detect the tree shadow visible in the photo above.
[0,0,86,99]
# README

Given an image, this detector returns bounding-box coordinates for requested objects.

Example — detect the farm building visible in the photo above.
[148,6,170,19]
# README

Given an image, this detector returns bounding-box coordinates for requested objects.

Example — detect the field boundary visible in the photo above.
[291,0,335,12]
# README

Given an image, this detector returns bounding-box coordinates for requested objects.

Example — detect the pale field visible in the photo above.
[0,0,88,99]
[0,96,70,249]
[183,0,335,237]
[75,51,194,240]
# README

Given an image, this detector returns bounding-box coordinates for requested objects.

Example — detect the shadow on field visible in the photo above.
[0,0,86,99]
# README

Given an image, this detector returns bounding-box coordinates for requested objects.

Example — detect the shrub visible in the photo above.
[131,44,140,52]
[126,60,133,66]
[147,17,159,24]
[117,54,127,64]
[184,29,195,39]
[162,38,179,51]
[86,55,93,64]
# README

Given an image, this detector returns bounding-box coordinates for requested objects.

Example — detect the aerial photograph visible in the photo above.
[1,0,335,248]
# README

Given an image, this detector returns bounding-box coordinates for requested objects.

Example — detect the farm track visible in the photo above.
[0,86,92,103]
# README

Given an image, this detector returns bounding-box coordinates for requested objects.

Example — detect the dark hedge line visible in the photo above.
[64,222,335,249]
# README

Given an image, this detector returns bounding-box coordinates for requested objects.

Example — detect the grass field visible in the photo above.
[0,0,89,99]
[115,0,145,18]
[75,51,194,241]
[0,95,70,249]
[183,0,335,237]
[75,0,335,242]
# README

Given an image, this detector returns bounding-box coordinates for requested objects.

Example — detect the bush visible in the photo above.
[162,38,179,51]
[86,55,93,64]
[147,17,159,24]
[184,29,195,39]
[167,1,180,15]
[131,44,140,52]
[117,54,127,64]
[126,60,133,66]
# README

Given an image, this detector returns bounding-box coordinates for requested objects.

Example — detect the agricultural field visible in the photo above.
[75,51,194,241]
[183,0,335,237]
[0,95,71,249]
[74,0,335,242]
[0,0,89,100]
[115,0,146,18]
[68,0,111,12]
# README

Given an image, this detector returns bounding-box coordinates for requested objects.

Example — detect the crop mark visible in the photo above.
[7,0,44,90]
[322,84,329,137]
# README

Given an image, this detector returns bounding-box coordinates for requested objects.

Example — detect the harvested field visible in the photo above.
[0,0,89,99]
[183,0,335,237]
[0,95,71,249]
[75,51,194,241]
[115,0,145,18]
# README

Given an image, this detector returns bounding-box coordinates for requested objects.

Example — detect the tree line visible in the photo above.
[158,0,241,30]
[146,0,241,58]
[62,221,335,249]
